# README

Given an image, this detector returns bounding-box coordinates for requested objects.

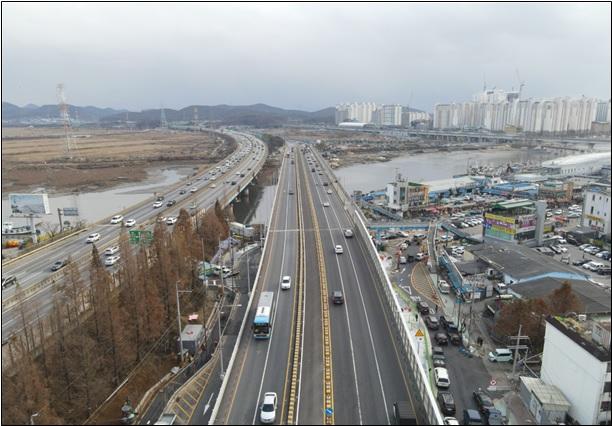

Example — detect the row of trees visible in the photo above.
[494,281,584,351]
[2,201,231,425]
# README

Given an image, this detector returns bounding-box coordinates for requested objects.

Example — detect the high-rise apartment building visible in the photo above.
[433,90,607,134]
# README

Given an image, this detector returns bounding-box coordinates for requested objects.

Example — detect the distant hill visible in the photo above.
[101,103,336,127]
[2,102,126,123]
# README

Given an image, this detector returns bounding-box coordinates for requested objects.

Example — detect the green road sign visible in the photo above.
[129,229,153,244]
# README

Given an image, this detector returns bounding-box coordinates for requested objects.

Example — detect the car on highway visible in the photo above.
[327,189,333,195]
[186,181,192,186]
[86,233,101,243]
[110,214,124,224]
[104,246,120,256]
[1,275,18,290]
[210,183,217,188]
[190,187,198,193]
[259,392,277,424]
[322,201,330,207]
[166,216,178,225]
[281,276,291,290]
[344,229,354,238]
[153,201,163,208]
[51,259,69,271]
[332,290,344,305]
[179,189,186,194]
[473,390,495,415]
[288,189,294,195]
[156,195,165,201]
[105,255,121,267]
[124,218,136,227]
[334,245,344,254]
[166,200,176,207]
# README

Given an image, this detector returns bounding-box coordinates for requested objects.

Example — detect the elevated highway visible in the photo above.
[1,130,267,338]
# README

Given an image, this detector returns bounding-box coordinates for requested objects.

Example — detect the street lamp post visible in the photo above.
[217,299,242,380]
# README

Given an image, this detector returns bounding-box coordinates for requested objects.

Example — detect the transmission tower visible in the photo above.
[57,83,78,157]
[160,106,168,129]
[193,106,199,125]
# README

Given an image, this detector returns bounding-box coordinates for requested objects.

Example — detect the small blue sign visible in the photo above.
[325,408,333,416]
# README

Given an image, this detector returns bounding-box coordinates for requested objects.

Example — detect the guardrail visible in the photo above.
[208,144,287,425]
[311,148,444,425]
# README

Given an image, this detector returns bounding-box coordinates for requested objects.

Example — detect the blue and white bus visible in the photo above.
[253,291,275,339]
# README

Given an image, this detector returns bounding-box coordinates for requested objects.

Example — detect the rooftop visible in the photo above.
[511,277,611,314]
[546,315,611,362]
[491,199,534,210]
[180,324,204,342]
[470,240,589,282]
[520,377,570,409]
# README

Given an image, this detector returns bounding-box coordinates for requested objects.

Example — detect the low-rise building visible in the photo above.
[519,377,571,425]
[483,199,542,243]
[581,183,611,238]
[539,180,574,202]
[541,315,611,425]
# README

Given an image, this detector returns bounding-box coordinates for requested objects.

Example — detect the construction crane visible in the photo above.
[515,69,525,98]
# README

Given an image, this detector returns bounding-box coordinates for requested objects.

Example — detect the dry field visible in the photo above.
[1,127,234,193]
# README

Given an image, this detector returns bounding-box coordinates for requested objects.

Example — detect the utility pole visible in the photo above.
[246,252,251,294]
[509,324,529,378]
[57,208,63,233]
[175,281,184,363]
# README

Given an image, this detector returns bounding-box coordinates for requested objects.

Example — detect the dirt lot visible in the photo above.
[1,127,234,193]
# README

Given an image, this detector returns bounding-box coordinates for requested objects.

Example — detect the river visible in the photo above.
[333,148,558,193]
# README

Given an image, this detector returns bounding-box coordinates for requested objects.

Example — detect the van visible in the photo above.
[438,280,450,294]
[488,348,513,363]
[434,367,450,388]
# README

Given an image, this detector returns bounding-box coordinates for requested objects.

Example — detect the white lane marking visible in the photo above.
[323,178,390,425]
[309,163,363,425]
[203,392,215,416]
[251,156,294,425]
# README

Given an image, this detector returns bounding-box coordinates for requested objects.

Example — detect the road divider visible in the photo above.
[303,150,335,425]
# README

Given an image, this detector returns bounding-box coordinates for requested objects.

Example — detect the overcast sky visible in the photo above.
[2,3,610,112]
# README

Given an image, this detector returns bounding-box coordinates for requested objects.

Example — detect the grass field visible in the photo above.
[1,127,233,193]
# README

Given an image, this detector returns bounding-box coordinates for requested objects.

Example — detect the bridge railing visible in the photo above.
[311,148,444,425]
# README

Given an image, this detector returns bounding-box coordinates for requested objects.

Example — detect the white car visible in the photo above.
[153,201,163,208]
[124,218,136,227]
[105,255,121,266]
[166,216,178,225]
[344,229,354,238]
[260,392,277,424]
[281,276,291,290]
[444,417,460,426]
[104,245,119,256]
[323,202,330,207]
[210,184,217,188]
[327,189,333,195]
[335,245,344,254]
[558,246,568,253]
[110,214,124,224]
[210,176,217,181]
[190,187,198,193]
[554,209,563,215]
[86,233,101,243]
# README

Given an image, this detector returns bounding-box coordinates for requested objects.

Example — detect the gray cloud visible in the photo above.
[2,3,610,112]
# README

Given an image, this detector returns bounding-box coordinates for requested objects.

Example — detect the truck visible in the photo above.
[393,401,417,425]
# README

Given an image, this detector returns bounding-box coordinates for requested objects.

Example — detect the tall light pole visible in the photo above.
[217,299,242,380]
[175,281,193,364]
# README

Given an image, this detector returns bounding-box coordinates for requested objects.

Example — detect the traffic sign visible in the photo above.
[490,379,497,386]
[129,229,153,244]
[62,207,79,216]
[415,329,424,338]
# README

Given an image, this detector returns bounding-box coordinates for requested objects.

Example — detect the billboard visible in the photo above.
[8,193,51,216]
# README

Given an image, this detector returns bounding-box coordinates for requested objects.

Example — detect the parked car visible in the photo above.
[598,267,611,276]
[432,354,446,368]
[439,316,459,333]
[443,417,460,426]
[1,275,18,290]
[435,332,449,345]
[473,390,495,415]
[434,367,450,388]
[438,391,456,415]
[426,315,440,330]
[463,409,483,425]
[572,259,590,266]
[449,333,462,346]
[417,301,430,315]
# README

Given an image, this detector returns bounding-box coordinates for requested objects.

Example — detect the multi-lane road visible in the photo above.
[213,144,418,424]
[1,130,267,337]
